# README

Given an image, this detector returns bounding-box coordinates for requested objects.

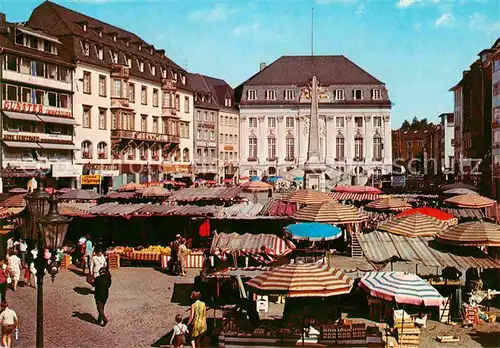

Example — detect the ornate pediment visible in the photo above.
[354,129,363,138]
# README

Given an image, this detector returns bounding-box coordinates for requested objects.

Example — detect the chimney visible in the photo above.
[259,62,266,71]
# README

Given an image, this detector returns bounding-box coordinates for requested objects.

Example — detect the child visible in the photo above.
[170,314,188,348]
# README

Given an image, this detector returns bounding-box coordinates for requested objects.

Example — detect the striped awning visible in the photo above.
[436,221,500,247]
[444,194,496,209]
[360,271,444,306]
[282,189,333,205]
[0,207,24,218]
[246,262,354,298]
[329,192,379,201]
[118,183,145,192]
[395,207,458,225]
[333,185,381,194]
[365,198,412,211]
[292,201,368,224]
[377,213,445,238]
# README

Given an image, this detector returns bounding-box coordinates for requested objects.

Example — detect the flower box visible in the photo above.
[82,151,92,159]
[247,157,257,162]
[128,155,135,160]
[112,153,121,159]
[98,152,106,159]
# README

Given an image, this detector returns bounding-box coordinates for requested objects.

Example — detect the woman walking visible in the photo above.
[8,252,21,291]
[0,301,18,348]
[0,261,8,302]
[94,268,111,326]
[187,291,207,348]
[178,238,187,276]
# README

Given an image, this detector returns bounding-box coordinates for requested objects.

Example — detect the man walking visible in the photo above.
[94,268,111,326]
[84,235,93,274]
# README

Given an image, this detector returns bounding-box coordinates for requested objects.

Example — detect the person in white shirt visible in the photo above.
[170,314,189,348]
[90,249,107,279]
[0,301,18,348]
[7,252,21,291]
[18,240,28,268]
[5,238,14,253]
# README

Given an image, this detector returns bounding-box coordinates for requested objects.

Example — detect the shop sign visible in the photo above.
[3,134,40,142]
[81,175,101,185]
[83,164,119,171]
[93,170,120,177]
[2,101,72,118]
[52,163,83,178]
[199,123,215,129]
[224,145,234,151]
[162,164,192,173]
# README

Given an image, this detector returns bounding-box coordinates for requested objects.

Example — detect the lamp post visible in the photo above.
[19,182,72,348]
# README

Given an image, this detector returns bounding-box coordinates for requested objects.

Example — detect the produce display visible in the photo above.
[111,245,200,256]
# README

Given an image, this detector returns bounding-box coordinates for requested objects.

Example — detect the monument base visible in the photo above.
[304,172,326,192]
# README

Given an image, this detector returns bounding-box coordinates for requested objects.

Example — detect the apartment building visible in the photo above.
[28,1,193,188]
[0,14,80,192]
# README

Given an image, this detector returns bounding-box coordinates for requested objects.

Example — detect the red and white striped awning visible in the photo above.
[245,262,354,297]
[329,192,379,201]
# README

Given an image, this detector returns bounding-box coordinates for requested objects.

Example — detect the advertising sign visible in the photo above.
[81,175,101,185]
[52,163,83,178]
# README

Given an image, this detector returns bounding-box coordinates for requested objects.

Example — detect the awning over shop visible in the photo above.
[0,207,24,218]
[358,230,500,270]
[3,141,41,148]
[38,143,78,150]
[3,111,41,122]
[37,115,80,126]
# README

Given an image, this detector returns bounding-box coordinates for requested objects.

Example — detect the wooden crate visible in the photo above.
[60,254,72,268]
[108,253,120,269]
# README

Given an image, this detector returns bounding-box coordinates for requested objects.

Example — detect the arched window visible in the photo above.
[127,143,136,160]
[173,147,181,162]
[335,135,344,160]
[139,144,147,160]
[151,145,160,161]
[373,135,382,160]
[267,135,276,160]
[248,136,257,159]
[354,136,364,160]
[285,135,295,160]
[183,148,190,162]
[81,141,92,159]
[97,142,107,159]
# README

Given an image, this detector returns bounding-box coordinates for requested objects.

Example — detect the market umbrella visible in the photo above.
[284,222,342,241]
[59,189,102,200]
[283,189,332,205]
[436,221,500,247]
[395,207,458,226]
[246,262,354,298]
[360,272,444,306]
[266,176,283,183]
[8,188,27,194]
[239,180,272,192]
[377,213,445,238]
[0,194,26,207]
[443,188,479,195]
[137,186,171,198]
[291,201,368,224]
[118,183,145,192]
[333,185,381,194]
[441,183,478,191]
[444,194,495,209]
[45,187,56,194]
[365,198,412,212]
[56,188,73,194]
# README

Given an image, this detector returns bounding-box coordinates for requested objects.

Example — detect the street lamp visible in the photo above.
[20,182,72,348]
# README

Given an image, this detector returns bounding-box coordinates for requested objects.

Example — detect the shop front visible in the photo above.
[163,164,193,185]
[51,163,82,189]
[82,164,120,193]
[120,163,162,186]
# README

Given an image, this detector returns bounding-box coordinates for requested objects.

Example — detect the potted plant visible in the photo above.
[112,153,121,159]
[82,151,91,159]
[98,152,106,159]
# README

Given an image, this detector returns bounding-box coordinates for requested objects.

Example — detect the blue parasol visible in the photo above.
[284,222,342,241]
[294,176,304,181]
[249,176,261,181]
[266,176,283,183]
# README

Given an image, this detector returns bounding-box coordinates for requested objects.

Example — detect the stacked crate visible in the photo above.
[462,304,479,326]
[394,310,419,348]
[108,253,120,269]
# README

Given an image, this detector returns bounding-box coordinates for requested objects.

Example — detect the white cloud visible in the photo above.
[188,4,238,22]
[435,13,456,28]
[396,0,444,8]
[469,12,500,31]
[232,21,260,37]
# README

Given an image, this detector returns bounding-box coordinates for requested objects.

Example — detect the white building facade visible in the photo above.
[439,113,454,174]
[237,56,392,185]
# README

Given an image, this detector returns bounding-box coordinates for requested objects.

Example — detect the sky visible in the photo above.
[0,0,499,128]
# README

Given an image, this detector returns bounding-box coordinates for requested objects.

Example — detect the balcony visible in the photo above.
[2,70,71,91]
[161,78,177,91]
[111,129,173,143]
[168,135,180,143]
[3,130,72,143]
[162,107,177,117]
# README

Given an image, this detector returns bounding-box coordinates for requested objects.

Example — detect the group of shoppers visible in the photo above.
[169,234,188,276]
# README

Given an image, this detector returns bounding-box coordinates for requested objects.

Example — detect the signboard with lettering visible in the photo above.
[2,100,72,118]
[81,175,101,185]
[224,145,234,151]
[52,163,83,178]
[93,170,120,177]
[162,164,192,173]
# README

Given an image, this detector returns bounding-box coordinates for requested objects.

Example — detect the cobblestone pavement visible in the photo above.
[8,267,199,348]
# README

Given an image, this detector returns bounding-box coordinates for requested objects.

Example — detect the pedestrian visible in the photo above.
[18,239,27,268]
[0,261,8,302]
[5,238,14,253]
[200,250,213,304]
[178,238,187,276]
[93,268,111,327]
[0,301,18,348]
[90,249,107,280]
[486,288,492,312]
[28,248,38,289]
[84,235,93,274]
[7,252,21,291]
[187,291,207,348]
[170,314,189,348]
[170,235,180,274]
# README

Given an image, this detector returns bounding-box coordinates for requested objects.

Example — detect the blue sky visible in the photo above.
[1,0,499,128]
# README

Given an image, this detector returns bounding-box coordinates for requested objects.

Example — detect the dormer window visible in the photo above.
[83,23,87,32]
[151,48,154,55]
[334,89,345,100]
[138,44,142,51]
[98,47,103,60]
[371,89,381,100]
[81,41,90,56]
[284,89,294,100]
[353,89,363,100]
[151,65,156,76]
[266,90,276,100]
[181,75,185,84]
[113,36,117,42]
[112,52,118,64]
[161,68,166,78]
[248,90,257,101]
[99,30,103,37]
[126,39,130,47]
[127,57,132,68]
[174,72,178,81]
[139,61,144,72]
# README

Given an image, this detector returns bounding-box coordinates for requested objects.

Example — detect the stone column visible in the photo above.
[383,115,392,172]
[326,115,335,164]
[364,115,373,162]
[258,116,266,167]
[346,115,353,163]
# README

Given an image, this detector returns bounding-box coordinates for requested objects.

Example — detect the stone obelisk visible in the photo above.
[304,76,326,192]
